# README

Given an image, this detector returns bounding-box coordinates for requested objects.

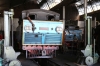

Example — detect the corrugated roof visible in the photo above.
[41,0,63,10]
[76,0,100,15]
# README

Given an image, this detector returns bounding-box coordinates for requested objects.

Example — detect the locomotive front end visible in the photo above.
[19,9,64,58]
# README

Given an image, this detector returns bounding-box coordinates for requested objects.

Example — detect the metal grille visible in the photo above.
[45,34,62,44]
[26,50,55,58]
[24,33,42,44]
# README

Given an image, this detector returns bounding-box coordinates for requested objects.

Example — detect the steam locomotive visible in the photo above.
[16,9,64,58]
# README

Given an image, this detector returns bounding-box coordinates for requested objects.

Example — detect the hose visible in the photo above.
[27,16,35,32]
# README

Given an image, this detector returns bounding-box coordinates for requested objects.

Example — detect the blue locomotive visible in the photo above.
[65,30,82,41]
[16,9,64,58]
[64,24,82,50]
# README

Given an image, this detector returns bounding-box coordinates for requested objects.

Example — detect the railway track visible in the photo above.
[17,53,77,66]
[46,59,74,66]
[17,54,40,66]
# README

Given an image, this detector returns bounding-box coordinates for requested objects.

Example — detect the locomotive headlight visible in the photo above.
[24,25,32,32]
[65,31,69,35]
[56,26,63,33]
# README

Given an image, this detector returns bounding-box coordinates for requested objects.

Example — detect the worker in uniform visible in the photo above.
[16,19,22,51]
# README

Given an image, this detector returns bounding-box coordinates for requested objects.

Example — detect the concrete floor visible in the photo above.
[17,53,39,66]
[17,50,100,66]
[51,50,100,66]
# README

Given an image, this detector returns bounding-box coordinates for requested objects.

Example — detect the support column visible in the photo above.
[10,9,14,47]
[4,11,14,46]
[84,0,87,46]
[62,6,65,44]
[63,6,65,29]
[4,11,10,46]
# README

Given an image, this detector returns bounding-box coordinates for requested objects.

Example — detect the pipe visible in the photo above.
[84,0,87,46]
[27,17,35,32]
[87,16,92,45]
